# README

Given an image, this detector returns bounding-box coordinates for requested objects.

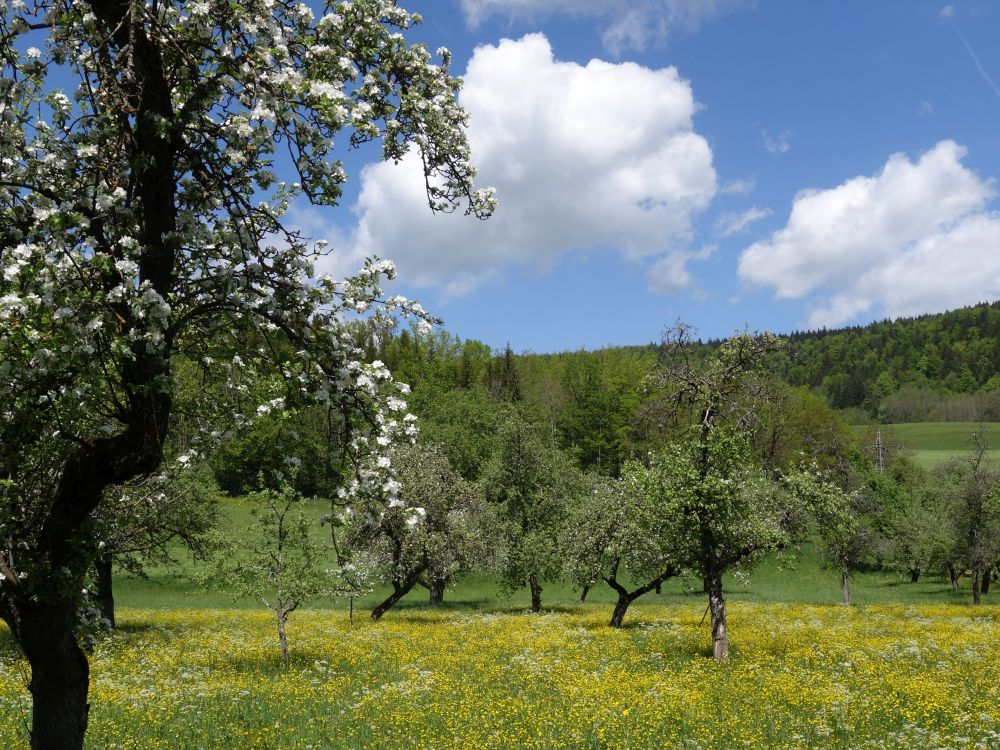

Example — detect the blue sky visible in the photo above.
[313,0,1000,352]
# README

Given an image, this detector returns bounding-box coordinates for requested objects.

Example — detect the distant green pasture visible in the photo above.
[853,422,1000,469]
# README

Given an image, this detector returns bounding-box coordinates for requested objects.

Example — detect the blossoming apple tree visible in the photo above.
[0,0,492,747]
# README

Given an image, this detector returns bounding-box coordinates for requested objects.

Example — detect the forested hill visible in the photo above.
[770,300,1000,417]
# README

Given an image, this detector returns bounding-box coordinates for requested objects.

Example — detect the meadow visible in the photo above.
[3,545,1000,749]
[855,422,1000,469]
[2,601,998,750]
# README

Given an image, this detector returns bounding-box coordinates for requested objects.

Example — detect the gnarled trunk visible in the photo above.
[579,584,590,602]
[971,564,982,605]
[705,571,728,660]
[909,567,920,584]
[371,570,423,622]
[94,553,115,629]
[982,567,992,595]
[528,575,542,613]
[604,561,677,628]
[949,563,961,591]
[17,602,90,750]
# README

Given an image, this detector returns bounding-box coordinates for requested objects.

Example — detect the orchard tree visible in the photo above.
[784,467,870,605]
[934,434,1000,604]
[654,326,793,660]
[0,1,492,747]
[481,408,584,612]
[562,472,679,627]
[199,483,356,671]
[347,442,488,621]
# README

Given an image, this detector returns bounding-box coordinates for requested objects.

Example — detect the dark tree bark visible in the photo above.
[705,570,728,660]
[94,553,115,629]
[982,567,992,595]
[909,568,920,584]
[579,584,590,602]
[16,602,91,750]
[371,569,424,622]
[971,564,982,605]
[528,574,542,613]
[604,560,676,628]
[428,578,446,606]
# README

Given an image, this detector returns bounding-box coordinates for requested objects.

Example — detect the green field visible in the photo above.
[2,600,998,749]
[4,496,999,749]
[855,422,1000,469]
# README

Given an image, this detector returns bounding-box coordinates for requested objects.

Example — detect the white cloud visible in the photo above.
[459,0,749,54]
[326,33,716,297]
[715,206,771,236]
[647,245,715,293]
[738,140,1000,328]
[761,128,791,155]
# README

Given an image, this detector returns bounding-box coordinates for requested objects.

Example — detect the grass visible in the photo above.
[2,602,998,749]
[4,493,996,748]
[854,422,1000,469]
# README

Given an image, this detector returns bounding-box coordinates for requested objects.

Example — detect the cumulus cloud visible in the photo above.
[738,140,1000,328]
[459,0,748,54]
[325,33,716,297]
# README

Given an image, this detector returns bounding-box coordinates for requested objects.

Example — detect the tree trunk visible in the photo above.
[909,568,920,584]
[949,563,961,591]
[580,584,590,602]
[705,571,728,660]
[841,565,851,605]
[276,607,290,671]
[604,564,676,629]
[528,575,542,613]
[609,592,635,628]
[371,573,422,622]
[17,602,91,750]
[94,552,115,629]
[982,567,992,595]
[655,582,662,595]
[428,578,446,606]
[971,564,982,605]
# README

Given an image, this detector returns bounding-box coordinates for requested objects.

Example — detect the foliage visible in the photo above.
[199,483,360,668]
[480,408,587,610]
[777,301,1000,415]
[0,0,491,742]
[930,435,1000,603]
[346,442,490,619]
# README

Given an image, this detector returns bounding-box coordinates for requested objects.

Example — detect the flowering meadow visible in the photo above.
[1,602,998,749]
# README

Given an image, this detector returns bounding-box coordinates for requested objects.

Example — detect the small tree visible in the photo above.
[200,483,357,670]
[785,466,870,604]
[562,473,679,627]
[934,433,1000,604]
[347,442,488,621]
[653,326,792,659]
[481,409,584,612]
